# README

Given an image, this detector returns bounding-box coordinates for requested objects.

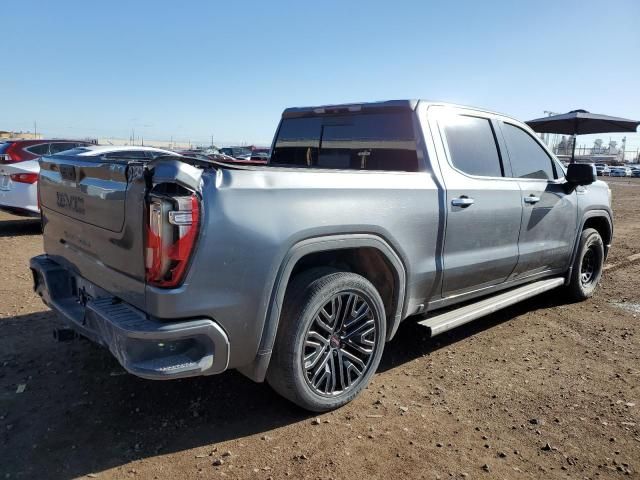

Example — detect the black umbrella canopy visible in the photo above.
[526,109,640,135]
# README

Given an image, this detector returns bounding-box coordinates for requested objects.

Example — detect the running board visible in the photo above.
[418,278,564,337]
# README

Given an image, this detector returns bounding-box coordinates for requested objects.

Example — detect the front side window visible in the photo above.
[270,112,419,172]
[502,123,556,180]
[442,115,503,177]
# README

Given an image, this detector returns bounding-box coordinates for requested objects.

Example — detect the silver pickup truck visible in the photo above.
[31,100,612,411]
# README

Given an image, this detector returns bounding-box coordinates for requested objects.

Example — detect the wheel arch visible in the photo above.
[565,209,613,285]
[238,234,407,382]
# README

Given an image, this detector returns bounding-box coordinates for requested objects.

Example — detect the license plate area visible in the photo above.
[72,275,108,306]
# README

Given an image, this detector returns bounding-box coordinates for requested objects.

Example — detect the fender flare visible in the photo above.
[239,234,407,382]
[565,209,613,285]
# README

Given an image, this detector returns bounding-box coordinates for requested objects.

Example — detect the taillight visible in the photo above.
[10,172,39,184]
[145,192,200,288]
[3,143,29,163]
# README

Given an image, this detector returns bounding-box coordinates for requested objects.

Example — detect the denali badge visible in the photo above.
[56,192,85,214]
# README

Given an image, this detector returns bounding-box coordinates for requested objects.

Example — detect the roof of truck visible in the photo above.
[281,100,507,119]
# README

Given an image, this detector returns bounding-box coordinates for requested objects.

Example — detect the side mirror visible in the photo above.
[566,163,596,186]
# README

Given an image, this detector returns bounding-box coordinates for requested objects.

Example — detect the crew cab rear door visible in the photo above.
[430,106,523,297]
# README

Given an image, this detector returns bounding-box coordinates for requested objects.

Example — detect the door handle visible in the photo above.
[451,196,475,207]
[524,195,540,204]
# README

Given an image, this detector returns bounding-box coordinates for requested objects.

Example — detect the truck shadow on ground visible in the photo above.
[1,289,568,479]
[0,218,41,237]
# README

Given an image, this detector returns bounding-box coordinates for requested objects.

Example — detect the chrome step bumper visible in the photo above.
[30,255,230,380]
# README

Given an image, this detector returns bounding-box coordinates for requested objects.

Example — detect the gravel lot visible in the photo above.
[1,178,639,480]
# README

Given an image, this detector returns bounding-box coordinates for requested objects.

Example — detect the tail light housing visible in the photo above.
[145,191,200,288]
[1,143,29,163]
[10,172,39,184]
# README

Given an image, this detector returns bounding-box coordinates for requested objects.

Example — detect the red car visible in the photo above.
[0,139,94,164]
[0,139,93,216]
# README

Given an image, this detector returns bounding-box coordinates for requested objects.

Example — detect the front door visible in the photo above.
[498,121,578,279]
[435,109,523,297]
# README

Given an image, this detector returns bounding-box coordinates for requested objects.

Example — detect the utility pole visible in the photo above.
[34,121,37,139]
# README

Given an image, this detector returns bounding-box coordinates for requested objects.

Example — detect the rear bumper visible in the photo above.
[0,181,39,215]
[30,254,230,380]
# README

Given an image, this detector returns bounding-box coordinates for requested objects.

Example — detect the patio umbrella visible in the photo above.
[526,110,640,162]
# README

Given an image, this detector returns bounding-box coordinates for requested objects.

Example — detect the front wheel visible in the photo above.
[267,270,386,411]
[567,228,605,300]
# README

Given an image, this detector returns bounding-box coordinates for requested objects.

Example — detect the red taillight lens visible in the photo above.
[3,143,29,163]
[10,172,39,184]
[145,193,200,288]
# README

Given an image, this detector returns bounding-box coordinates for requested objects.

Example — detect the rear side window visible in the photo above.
[146,150,173,159]
[442,115,503,177]
[53,147,91,156]
[501,123,556,180]
[26,143,50,155]
[104,150,149,159]
[49,142,78,154]
[270,112,419,171]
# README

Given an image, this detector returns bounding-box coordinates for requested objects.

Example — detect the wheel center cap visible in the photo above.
[329,335,340,349]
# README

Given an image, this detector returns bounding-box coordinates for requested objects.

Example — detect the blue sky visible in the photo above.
[2,0,639,151]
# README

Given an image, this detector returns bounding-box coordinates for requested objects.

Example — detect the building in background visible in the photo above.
[0,131,40,140]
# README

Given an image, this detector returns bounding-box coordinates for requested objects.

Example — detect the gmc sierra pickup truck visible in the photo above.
[31,100,612,411]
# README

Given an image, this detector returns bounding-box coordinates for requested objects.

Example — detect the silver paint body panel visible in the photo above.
[35,100,613,378]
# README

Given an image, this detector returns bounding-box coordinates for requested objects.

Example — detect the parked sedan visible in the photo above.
[54,145,179,160]
[0,139,93,216]
[595,164,610,176]
[609,167,632,177]
[0,145,177,216]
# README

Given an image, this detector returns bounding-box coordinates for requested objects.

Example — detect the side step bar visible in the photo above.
[418,278,564,337]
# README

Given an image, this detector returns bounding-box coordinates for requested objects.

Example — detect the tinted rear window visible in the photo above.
[270,112,419,172]
[49,142,79,154]
[52,147,92,156]
[0,143,10,154]
[104,150,150,159]
[26,143,51,155]
[443,115,504,177]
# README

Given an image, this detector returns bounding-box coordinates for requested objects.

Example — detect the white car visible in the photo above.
[0,145,178,216]
[594,163,610,176]
[0,159,41,216]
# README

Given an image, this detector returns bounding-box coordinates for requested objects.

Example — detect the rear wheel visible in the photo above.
[267,270,386,411]
[567,228,604,300]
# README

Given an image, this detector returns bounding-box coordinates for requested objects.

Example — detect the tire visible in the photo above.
[567,228,605,300]
[267,270,386,412]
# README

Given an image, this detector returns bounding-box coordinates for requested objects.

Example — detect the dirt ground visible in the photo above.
[1,178,639,480]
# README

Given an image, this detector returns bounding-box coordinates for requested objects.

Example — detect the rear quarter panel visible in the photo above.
[146,167,440,368]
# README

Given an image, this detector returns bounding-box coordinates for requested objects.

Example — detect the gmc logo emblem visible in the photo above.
[56,192,85,215]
